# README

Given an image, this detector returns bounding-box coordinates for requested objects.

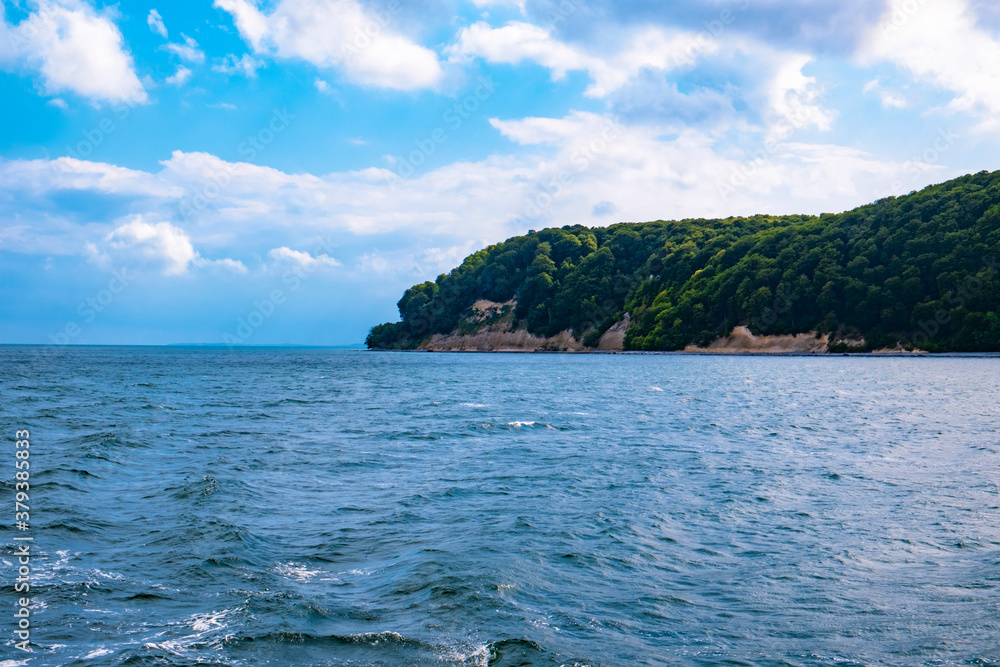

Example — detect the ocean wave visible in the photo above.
[272,561,334,583]
[506,421,557,430]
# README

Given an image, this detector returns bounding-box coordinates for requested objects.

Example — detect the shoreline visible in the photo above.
[401,349,1000,358]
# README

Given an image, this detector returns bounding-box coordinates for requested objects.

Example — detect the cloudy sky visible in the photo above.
[1,0,999,345]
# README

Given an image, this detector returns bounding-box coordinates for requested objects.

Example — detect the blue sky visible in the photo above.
[2,0,1000,345]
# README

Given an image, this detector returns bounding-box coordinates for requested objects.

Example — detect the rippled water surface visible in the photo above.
[1,347,999,666]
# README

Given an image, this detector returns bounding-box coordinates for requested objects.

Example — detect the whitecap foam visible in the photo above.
[649,386,664,392]
[460,403,487,408]
[30,550,75,582]
[508,421,536,427]
[144,607,242,655]
[440,642,490,667]
[82,648,113,659]
[189,608,239,632]
[357,631,404,642]
[273,561,322,582]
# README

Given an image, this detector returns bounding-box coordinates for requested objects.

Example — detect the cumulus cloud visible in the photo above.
[214,0,443,90]
[165,66,192,86]
[864,80,908,110]
[88,216,246,276]
[269,247,341,268]
[147,8,167,38]
[766,54,836,139]
[213,53,263,78]
[525,0,882,56]
[860,0,1000,117]
[0,0,146,105]
[164,35,205,64]
[611,71,736,128]
[450,16,837,140]
[449,21,716,97]
[0,109,924,278]
[0,156,179,198]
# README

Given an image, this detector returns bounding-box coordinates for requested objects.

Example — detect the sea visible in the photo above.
[1,346,998,666]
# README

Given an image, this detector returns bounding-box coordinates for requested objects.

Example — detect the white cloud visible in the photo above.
[94,217,197,275]
[215,0,269,48]
[147,8,167,38]
[448,21,717,97]
[213,53,263,78]
[489,110,617,145]
[358,252,389,273]
[166,66,192,86]
[861,78,907,108]
[880,92,908,109]
[860,0,1000,116]
[268,246,340,271]
[206,257,250,274]
[0,0,146,105]
[766,54,836,139]
[164,35,204,64]
[269,246,340,268]
[449,21,585,80]
[0,115,920,269]
[214,0,443,90]
[314,78,330,93]
[89,216,246,276]
[470,0,525,8]
[0,156,180,198]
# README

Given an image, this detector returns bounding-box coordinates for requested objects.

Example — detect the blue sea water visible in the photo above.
[1,346,999,666]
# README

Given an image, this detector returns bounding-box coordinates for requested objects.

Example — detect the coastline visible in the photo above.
[408,348,1000,358]
[398,321,1000,356]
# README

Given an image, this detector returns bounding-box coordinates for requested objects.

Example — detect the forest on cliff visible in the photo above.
[367,171,1000,352]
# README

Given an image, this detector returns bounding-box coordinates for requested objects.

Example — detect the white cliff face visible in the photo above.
[418,302,632,352]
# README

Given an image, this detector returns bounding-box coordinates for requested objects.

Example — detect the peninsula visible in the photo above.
[368,171,1000,353]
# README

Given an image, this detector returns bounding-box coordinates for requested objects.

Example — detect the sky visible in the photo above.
[2,0,1000,346]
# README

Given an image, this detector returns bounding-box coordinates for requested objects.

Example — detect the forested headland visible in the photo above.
[367,171,1000,353]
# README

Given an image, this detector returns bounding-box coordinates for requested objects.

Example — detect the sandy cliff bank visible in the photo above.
[684,326,829,354]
